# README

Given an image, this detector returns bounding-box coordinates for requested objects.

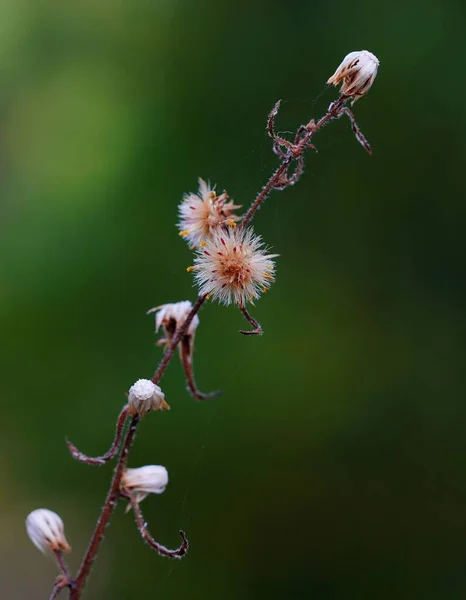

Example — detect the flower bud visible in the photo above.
[128,379,169,415]
[148,301,199,346]
[327,50,379,104]
[25,509,71,554]
[121,465,169,508]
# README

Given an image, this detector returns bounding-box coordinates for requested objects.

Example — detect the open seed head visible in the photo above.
[192,226,278,306]
[178,178,241,248]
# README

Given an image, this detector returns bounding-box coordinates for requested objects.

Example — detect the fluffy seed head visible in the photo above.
[149,301,199,339]
[121,465,168,507]
[25,509,71,554]
[192,226,278,306]
[128,379,169,415]
[327,50,379,104]
[178,178,241,247]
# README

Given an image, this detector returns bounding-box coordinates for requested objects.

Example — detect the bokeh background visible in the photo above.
[2,0,466,598]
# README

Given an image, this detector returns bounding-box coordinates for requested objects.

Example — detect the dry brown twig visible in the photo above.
[24,50,379,599]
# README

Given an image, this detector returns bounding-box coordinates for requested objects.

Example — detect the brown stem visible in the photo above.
[69,416,140,600]
[66,406,129,466]
[239,304,262,336]
[54,550,72,582]
[68,296,206,599]
[180,335,221,400]
[50,579,68,600]
[241,95,349,229]
[130,498,189,559]
[152,294,207,384]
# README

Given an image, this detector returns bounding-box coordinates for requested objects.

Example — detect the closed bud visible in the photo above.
[121,465,169,508]
[327,50,379,104]
[148,301,199,347]
[128,379,169,415]
[25,509,71,554]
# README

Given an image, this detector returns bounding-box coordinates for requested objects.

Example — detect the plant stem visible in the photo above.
[241,95,348,229]
[67,294,206,600]
[69,416,139,600]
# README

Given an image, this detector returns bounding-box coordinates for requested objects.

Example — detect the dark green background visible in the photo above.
[2,1,466,598]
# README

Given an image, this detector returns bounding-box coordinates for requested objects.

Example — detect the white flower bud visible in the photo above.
[128,379,169,415]
[25,509,71,554]
[147,301,199,347]
[327,50,379,104]
[121,465,169,507]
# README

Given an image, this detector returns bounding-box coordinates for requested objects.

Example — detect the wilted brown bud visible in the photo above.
[327,50,379,104]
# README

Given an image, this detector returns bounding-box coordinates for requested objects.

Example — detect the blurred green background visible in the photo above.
[2,0,466,598]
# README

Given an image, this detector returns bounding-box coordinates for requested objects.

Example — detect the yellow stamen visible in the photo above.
[262,286,268,293]
[206,294,211,300]
[267,265,274,271]
[186,266,196,272]
[264,273,274,279]
[200,240,206,247]
[249,294,254,301]
[227,219,237,228]
[179,230,189,237]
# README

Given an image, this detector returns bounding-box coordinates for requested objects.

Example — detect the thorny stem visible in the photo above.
[67,295,206,600]
[180,335,221,400]
[129,497,189,558]
[66,406,129,466]
[241,95,350,229]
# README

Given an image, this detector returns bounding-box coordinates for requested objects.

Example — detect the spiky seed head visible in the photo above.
[191,226,278,306]
[128,379,169,415]
[327,50,379,104]
[25,509,71,554]
[178,178,241,248]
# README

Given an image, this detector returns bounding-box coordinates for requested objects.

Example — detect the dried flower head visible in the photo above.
[178,178,241,247]
[148,301,199,345]
[25,509,71,554]
[121,465,168,508]
[327,50,379,104]
[191,226,278,306]
[128,379,169,415]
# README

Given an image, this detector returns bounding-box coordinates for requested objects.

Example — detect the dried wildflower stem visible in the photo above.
[54,550,72,583]
[50,577,69,600]
[239,304,262,336]
[180,336,220,400]
[67,296,206,599]
[241,95,350,229]
[66,406,129,466]
[130,498,189,558]
[69,416,139,600]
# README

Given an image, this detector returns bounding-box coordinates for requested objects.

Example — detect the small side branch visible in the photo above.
[130,499,189,559]
[180,336,221,401]
[342,107,372,154]
[66,406,129,466]
[49,577,68,600]
[239,304,262,336]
